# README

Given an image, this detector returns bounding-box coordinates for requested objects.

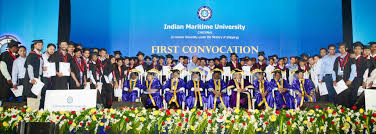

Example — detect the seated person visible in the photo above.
[269,69,295,109]
[228,69,253,109]
[291,69,315,107]
[253,69,274,109]
[207,69,230,110]
[141,70,163,109]
[163,69,186,109]
[185,69,207,109]
[122,69,142,102]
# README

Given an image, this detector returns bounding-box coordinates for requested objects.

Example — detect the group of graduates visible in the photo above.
[0,40,375,110]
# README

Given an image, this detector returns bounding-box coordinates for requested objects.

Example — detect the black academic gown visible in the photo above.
[350,56,368,107]
[226,61,241,71]
[148,63,162,71]
[48,50,72,90]
[23,51,42,98]
[97,58,113,107]
[69,57,87,89]
[0,50,17,99]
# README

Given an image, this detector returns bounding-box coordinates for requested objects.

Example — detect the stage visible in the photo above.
[0,106,375,133]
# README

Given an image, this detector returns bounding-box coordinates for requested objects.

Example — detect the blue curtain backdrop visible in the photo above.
[0,0,59,51]
[70,0,343,58]
[352,0,376,43]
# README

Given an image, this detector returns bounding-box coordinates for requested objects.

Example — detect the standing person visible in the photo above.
[23,40,44,110]
[150,54,162,71]
[334,43,356,107]
[88,52,104,106]
[218,55,227,70]
[98,48,113,108]
[265,57,275,82]
[187,56,198,71]
[227,53,240,71]
[256,52,267,71]
[70,49,87,89]
[0,40,20,103]
[39,43,56,109]
[275,58,289,80]
[11,46,27,102]
[352,43,368,107]
[48,41,72,90]
[318,44,338,105]
[113,58,125,101]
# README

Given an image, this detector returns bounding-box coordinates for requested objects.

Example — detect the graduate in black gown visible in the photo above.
[98,48,114,108]
[351,43,369,107]
[70,49,87,89]
[0,40,20,102]
[48,41,72,90]
[88,52,104,106]
[149,54,162,71]
[23,40,44,108]
[113,58,125,101]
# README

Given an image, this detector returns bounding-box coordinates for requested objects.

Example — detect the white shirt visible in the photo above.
[11,57,26,85]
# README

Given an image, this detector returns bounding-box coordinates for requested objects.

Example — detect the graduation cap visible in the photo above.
[252,69,266,76]
[272,69,282,75]
[353,42,363,49]
[240,57,246,61]
[146,69,160,78]
[145,56,151,60]
[123,56,129,59]
[159,55,165,59]
[220,55,227,59]
[151,54,159,58]
[268,56,274,60]
[230,53,238,57]
[32,40,43,44]
[292,69,304,75]
[170,68,180,74]
[7,40,21,48]
[300,53,308,58]
[213,58,219,61]
[250,58,257,62]
[129,69,141,76]
[232,69,244,75]
[82,48,90,52]
[68,41,76,46]
[211,68,223,75]
[90,52,99,58]
[258,51,265,56]
[200,57,207,61]
[166,54,173,59]
[189,68,204,76]
[113,51,122,56]
[209,58,215,62]
[364,45,371,50]
[369,42,376,46]
[136,51,145,56]
[278,58,284,62]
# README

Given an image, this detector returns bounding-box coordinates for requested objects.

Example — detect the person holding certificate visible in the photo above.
[334,43,356,107]
[48,41,72,90]
[23,40,44,109]
[70,49,87,89]
[11,46,27,102]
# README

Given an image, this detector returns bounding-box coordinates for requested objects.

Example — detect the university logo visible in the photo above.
[0,34,20,52]
[197,6,212,21]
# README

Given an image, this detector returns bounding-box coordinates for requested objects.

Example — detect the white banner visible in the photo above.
[44,90,97,111]
[365,89,376,111]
